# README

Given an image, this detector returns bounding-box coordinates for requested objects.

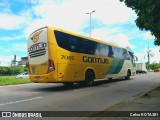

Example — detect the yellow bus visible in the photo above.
[27,26,137,86]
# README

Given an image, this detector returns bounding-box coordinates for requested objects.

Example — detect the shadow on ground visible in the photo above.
[32,78,133,92]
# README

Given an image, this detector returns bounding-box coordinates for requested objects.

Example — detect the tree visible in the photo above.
[120,0,160,46]
[144,49,153,70]
[26,62,29,68]
[149,62,160,70]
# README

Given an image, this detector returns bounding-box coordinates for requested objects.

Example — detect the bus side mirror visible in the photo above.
[134,56,138,61]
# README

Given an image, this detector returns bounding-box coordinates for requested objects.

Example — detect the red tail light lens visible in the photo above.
[48,59,54,73]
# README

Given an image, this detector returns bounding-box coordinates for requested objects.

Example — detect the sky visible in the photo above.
[0,0,159,66]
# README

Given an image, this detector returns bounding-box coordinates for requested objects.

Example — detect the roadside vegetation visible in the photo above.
[0,76,31,86]
[0,65,31,86]
[0,66,28,76]
[146,62,160,70]
[154,85,160,91]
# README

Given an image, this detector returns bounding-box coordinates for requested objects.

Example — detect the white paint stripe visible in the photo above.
[0,96,42,106]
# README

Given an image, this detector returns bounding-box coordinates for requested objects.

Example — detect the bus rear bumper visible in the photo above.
[29,72,57,83]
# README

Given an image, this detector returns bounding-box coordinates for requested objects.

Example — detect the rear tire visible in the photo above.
[84,70,95,86]
[125,70,131,80]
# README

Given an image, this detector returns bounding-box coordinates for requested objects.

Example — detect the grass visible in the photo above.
[154,85,160,91]
[0,76,32,86]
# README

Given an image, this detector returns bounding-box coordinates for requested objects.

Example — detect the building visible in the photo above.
[18,57,28,67]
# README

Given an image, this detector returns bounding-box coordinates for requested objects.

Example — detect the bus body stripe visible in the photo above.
[107,58,124,74]
[107,58,118,74]
[112,59,124,74]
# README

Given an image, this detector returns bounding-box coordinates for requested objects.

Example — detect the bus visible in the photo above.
[27,26,137,86]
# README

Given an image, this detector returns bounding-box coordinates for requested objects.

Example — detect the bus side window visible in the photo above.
[95,43,100,56]
[84,40,91,54]
[99,44,106,56]
[122,49,130,60]
[55,31,70,51]
[108,46,114,58]
[79,38,90,54]
[105,45,109,57]
[69,36,79,52]
[78,39,84,53]
[115,48,121,59]
[80,39,86,54]
[88,41,96,55]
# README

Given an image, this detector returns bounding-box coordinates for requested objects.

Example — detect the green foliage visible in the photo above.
[0,67,28,76]
[146,62,160,70]
[26,62,29,68]
[150,63,160,70]
[0,76,31,86]
[120,0,160,46]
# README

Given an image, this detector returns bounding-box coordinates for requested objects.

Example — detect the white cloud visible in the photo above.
[0,55,21,66]
[0,46,11,53]
[0,0,137,36]
[91,28,135,49]
[149,48,160,63]
[12,43,27,53]
[134,52,145,63]
[0,1,33,31]
[106,34,135,49]
[143,32,155,40]
[135,47,160,63]
[0,35,25,41]
[0,43,27,55]
[0,0,11,13]
[24,0,136,36]
[91,0,135,24]
[0,13,26,30]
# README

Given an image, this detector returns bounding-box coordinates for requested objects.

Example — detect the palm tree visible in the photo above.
[145,49,153,71]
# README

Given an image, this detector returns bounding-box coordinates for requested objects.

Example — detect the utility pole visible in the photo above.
[86,10,95,37]
[147,41,150,71]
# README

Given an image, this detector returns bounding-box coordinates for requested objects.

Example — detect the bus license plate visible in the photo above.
[35,76,40,80]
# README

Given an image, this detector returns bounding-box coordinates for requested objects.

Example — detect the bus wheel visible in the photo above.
[63,82,74,87]
[84,70,95,86]
[125,70,131,80]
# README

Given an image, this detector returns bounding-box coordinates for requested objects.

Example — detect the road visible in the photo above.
[0,72,160,119]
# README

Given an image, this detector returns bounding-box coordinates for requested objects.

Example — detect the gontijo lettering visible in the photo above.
[28,42,47,53]
[83,56,109,64]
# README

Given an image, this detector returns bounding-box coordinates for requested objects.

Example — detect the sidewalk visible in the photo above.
[88,84,160,120]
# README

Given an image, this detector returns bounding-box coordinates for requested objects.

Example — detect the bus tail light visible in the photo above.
[48,59,55,73]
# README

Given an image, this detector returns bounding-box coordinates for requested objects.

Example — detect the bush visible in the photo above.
[0,67,28,76]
